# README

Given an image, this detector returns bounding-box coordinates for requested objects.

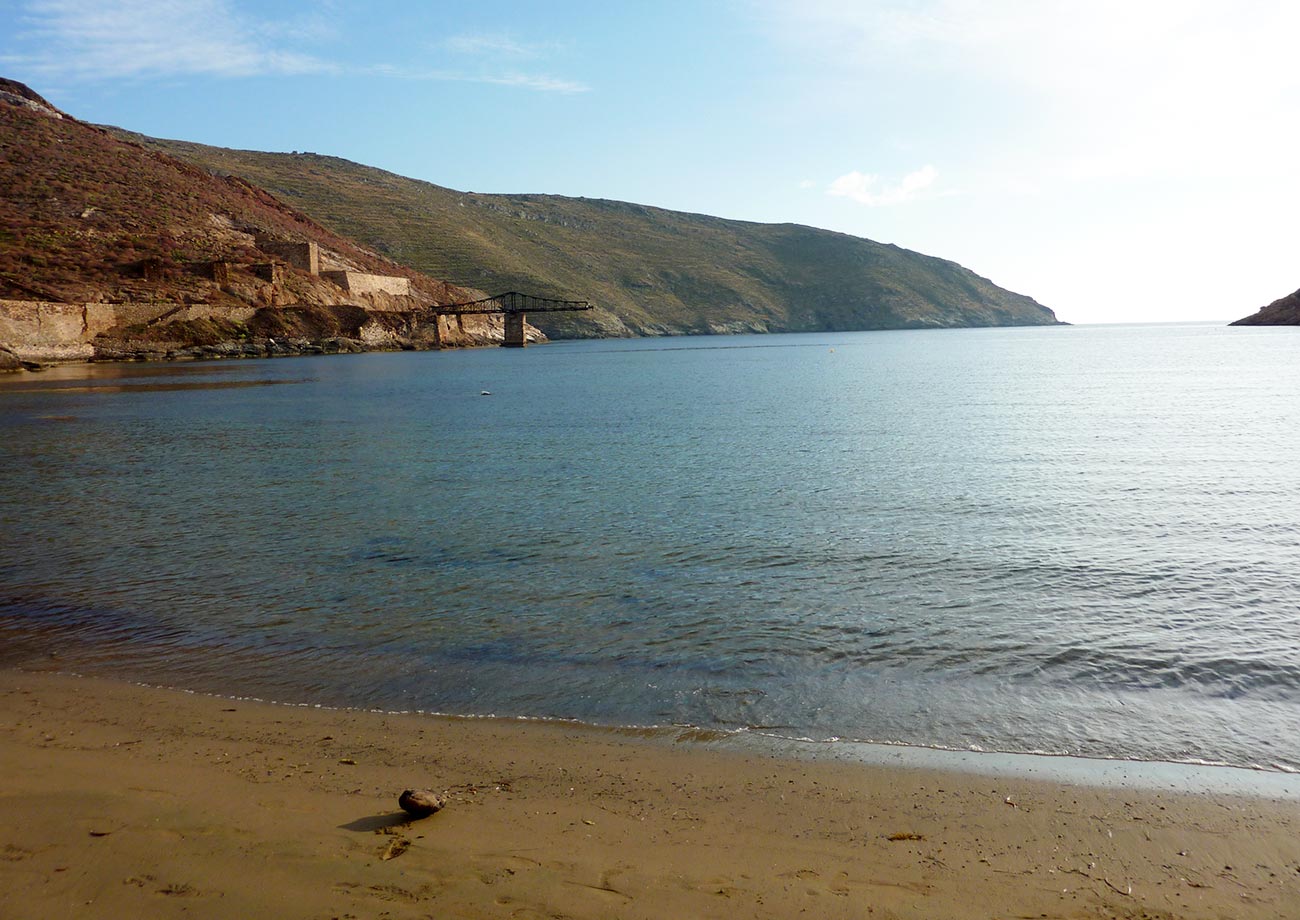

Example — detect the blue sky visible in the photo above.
[3,0,1297,324]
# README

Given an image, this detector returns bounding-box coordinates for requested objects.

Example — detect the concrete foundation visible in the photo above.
[503,312,526,347]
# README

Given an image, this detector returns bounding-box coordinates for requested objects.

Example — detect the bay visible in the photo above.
[2,322,1298,772]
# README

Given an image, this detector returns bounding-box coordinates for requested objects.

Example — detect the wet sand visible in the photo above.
[1,668,1297,919]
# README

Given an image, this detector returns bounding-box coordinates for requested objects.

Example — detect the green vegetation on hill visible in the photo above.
[0,79,470,309]
[123,135,1060,338]
[1,78,511,361]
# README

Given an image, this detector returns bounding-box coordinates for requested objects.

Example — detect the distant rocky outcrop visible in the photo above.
[0,78,529,364]
[1231,288,1300,325]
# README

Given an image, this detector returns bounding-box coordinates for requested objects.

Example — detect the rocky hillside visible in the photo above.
[0,78,512,367]
[121,137,1061,339]
[1231,289,1300,325]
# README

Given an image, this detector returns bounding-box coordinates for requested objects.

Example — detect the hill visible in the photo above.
[117,136,1061,339]
[1231,289,1300,325]
[0,78,506,366]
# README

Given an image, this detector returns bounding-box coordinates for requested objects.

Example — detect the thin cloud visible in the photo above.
[828,165,937,206]
[434,33,586,93]
[3,0,335,80]
[1,2,589,93]
[442,34,553,59]
[477,72,588,94]
[380,67,589,95]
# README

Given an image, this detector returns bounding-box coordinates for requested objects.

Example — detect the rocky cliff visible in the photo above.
[0,78,526,368]
[1230,288,1300,326]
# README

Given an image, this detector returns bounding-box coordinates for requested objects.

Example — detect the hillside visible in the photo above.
[0,78,508,366]
[1231,288,1300,325]
[118,135,1061,339]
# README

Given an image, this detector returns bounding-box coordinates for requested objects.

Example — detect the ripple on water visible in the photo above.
[1,326,1299,772]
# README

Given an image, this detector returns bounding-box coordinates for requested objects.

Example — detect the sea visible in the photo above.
[2,322,1298,782]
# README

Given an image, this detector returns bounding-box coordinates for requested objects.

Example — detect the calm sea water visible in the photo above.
[2,323,1298,773]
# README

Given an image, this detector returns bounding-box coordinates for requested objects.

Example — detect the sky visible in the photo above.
[2,0,1297,325]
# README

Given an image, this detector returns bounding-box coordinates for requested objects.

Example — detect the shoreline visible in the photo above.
[4,608,1299,794]
[0,339,498,375]
[3,668,1297,919]
[3,601,1297,791]
[55,669,1300,799]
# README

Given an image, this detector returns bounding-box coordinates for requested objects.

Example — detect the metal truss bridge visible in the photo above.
[431,292,593,346]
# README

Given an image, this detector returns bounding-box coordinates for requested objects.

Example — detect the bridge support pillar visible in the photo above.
[503,311,526,347]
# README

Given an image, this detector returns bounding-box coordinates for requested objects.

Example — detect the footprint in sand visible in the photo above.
[155,882,200,897]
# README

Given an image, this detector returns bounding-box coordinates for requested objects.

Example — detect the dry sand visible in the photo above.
[1,668,1297,919]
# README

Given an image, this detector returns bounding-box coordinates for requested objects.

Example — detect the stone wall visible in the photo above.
[198,261,232,283]
[0,300,255,361]
[96,302,182,331]
[0,298,511,361]
[320,271,411,297]
[255,238,319,274]
[0,301,96,360]
[251,263,283,283]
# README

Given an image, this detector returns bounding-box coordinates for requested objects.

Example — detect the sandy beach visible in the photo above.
[1,668,1297,919]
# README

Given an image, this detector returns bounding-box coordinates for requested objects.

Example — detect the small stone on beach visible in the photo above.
[398,789,447,818]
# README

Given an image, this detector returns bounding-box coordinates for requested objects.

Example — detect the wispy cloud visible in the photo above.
[441,33,559,59]
[1,1,589,93]
[828,166,937,206]
[434,32,587,93]
[471,72,587,94]
[390,66,588,94]
[2,0,335,79]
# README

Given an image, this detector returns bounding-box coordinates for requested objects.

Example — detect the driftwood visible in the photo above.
[398,789,447,818]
